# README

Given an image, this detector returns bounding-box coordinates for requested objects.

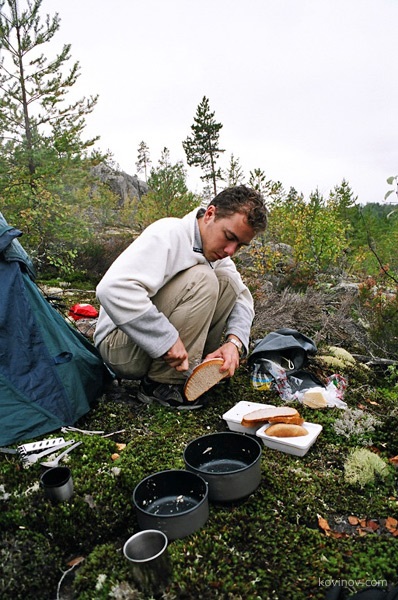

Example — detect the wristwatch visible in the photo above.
[226,337,243,355]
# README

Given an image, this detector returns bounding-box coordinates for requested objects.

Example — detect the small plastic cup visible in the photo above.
[40,466,74,502]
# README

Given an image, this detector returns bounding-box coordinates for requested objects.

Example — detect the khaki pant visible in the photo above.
[98,264,241,384]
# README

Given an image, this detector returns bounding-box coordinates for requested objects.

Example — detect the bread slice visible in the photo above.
[303,388,328,409]
[184,358,228,401]
[241,406,299,428]
[267,414,305,426]
[265,423,308,437]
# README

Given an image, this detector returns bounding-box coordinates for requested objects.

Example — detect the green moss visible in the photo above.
[1,366,398,599]
[0,530,63,600]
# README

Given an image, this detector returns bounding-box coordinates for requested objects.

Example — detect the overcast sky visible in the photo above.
[42,0,398,204]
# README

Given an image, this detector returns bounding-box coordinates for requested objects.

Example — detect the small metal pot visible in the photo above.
[184,432,262,503]
[133,469,209,540]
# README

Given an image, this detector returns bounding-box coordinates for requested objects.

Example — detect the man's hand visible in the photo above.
[204,341,241,377]
[163,337,189,372]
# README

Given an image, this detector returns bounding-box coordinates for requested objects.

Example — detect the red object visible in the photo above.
[69,303,99,321]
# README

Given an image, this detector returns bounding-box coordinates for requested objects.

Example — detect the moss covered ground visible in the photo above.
[1,362,398,600]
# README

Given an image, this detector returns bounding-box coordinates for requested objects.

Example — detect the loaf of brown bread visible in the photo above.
[265,423,309,437]
[184,358,228,401]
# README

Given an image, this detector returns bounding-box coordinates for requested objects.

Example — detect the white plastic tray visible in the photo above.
[222,401,276,435]
[256,422,323,457]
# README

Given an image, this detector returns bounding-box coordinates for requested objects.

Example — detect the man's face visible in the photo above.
[199,205,256,262]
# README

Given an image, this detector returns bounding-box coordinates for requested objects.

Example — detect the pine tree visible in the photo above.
[0,0,99,184]
[137,147,198,227]
[249,168,267,194]
[225,153,245,187]
[249,168,283,202]
[329,179,358,219]
[0,0,105,273]
[182,96,224,196]
[135,140,151,182]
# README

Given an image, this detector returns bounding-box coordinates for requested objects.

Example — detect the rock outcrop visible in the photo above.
[91,163,148,207]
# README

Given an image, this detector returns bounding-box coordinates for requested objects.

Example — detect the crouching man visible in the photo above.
[94,185,268,409]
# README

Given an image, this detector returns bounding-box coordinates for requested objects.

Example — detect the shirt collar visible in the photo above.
[193,208,204,253]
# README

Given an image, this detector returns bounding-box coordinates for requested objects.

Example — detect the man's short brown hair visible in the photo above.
[209,185,268,234]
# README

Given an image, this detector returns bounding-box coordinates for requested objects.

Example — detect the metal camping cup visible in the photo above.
[123,530,171,595]
[40,466,74,502]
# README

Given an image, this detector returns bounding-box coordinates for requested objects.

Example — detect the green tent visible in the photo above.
[0,213,107,446]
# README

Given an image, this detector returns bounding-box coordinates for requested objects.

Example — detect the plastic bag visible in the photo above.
[250,360,273,391]
[69,303,99,321]
[251,355,348,409]
[251,358,292,400]
[295,375,348,409]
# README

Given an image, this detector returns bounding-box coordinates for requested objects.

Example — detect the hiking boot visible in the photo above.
[137,377,203,410]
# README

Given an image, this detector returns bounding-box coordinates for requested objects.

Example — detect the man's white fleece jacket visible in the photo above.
[94,207,254,359]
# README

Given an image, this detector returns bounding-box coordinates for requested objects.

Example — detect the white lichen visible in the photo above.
[344,447,389,488]
[0,484,11,500]
[333,408,379,446]
[95,573,107,591]
[328,346,356,364]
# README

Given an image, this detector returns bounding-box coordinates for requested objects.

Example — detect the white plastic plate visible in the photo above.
[222,401,276,434]
[256,422,323,457]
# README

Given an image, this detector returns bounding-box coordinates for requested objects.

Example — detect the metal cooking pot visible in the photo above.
[132,469,209,540]
[184,431,262,502]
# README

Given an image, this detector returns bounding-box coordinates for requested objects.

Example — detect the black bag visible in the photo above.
[248,328,323,395]
[249,328,318,371]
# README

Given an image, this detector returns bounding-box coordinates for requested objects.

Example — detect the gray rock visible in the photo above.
[91,163,148,206]
[333,282,360,295]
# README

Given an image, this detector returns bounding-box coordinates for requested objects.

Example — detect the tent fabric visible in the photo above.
[0,213,107,446]
[0,219,35,279]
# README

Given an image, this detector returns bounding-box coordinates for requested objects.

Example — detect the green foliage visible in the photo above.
[0,530,63,600]
[182,95,225,195]
[246,185,351,288]
[136,147,199,228]
[74,233,133,284]
[357,275,398,356]
[2,171,121,278]
[1,370,398,599]
[386,364,398,387]
[345,201,398,278]
[329,179,358,219]
[0,0,99,169]
[74,543,139,600]
[248,168,283,201]
[285,188,350,277]
[224,152,245,186]
[384,175,398,201]
[0,0,112,276]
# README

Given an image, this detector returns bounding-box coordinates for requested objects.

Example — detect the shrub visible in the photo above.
[357,276,398,358]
